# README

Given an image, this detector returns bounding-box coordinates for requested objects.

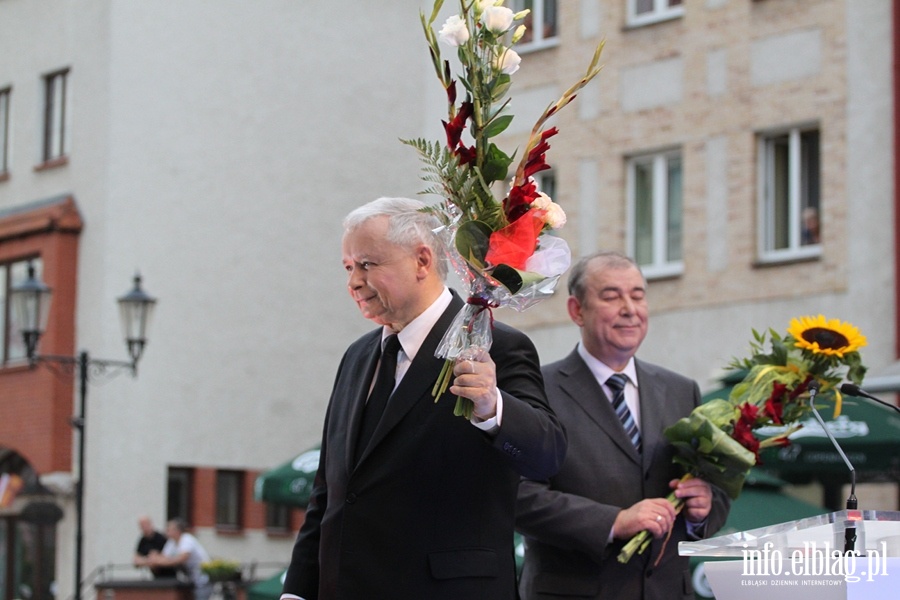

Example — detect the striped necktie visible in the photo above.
[607,373,641,453]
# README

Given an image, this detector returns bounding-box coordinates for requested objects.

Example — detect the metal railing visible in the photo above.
[67,561,289,600]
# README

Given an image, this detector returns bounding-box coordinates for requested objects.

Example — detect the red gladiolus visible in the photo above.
[765,382,787,424]
[457,144,476,166]
[484,211,545,270]
[732,402,761,460]
[789,374,813,400]
[504,180,540,223]
[443,101,473,150]
[522,128,558,178]
[446,79,457,106]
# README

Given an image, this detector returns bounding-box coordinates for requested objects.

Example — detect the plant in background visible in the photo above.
[618,315,867,564]
[403,0,604,418]
[201,558,241,581]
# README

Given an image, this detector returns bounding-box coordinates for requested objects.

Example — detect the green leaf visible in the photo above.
[489,265,547,295]
[455,220,493,267]
[483,114,514,138]
[481,142,513,184]
[491,75,512,102]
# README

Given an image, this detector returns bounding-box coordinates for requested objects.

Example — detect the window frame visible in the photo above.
[1,258,43,367]
[215,469,244,531]
[0,87,10,177]
[626,149,684,279]
[511,0,559,52]
[41,69,69,165]
[265,503,291,534]
[166,467,194,527]
[756,124,822,263]
[626,0,684,28]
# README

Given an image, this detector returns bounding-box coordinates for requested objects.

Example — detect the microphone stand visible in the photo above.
[807,381,858,553]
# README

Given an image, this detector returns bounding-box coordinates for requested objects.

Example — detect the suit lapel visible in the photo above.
[354,294,464,467]
[635,360,668,474]
[558,350,642,465]
[345,333,382,473]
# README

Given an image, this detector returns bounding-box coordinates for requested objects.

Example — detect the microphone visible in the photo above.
[839,383,900,415]
[807,381,858,553]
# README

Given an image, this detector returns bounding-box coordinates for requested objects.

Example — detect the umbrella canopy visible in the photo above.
[246,570,286,600]
[702,377,900,485]
[254,446,320,507]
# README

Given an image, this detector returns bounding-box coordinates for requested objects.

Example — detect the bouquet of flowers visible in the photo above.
[403,0,604,418]
[618,314,867,563]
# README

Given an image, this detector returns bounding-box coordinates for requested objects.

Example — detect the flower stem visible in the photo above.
[616,474,690,564]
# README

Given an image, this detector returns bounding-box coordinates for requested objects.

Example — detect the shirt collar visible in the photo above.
[382,287,452,361]
[576,342,639,388]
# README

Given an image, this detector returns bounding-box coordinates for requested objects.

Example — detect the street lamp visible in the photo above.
[10,263,156,600]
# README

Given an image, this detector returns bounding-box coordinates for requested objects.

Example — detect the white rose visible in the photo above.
[482,6,514,34]
[439,15,470,47]
[495,47,521,75]
[545,202,567,229]
[531,192,552,210]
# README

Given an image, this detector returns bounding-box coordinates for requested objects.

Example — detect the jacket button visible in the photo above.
[346,493,357,504]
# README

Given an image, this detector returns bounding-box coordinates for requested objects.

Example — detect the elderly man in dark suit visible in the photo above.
[516,251,730,600]
[281,197,566,600]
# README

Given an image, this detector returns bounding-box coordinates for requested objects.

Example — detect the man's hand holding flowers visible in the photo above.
[671,476,713,525]
[613,478,712,542]
[450,348,500,421]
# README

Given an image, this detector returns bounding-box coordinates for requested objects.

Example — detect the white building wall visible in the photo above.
[2,0,437,595]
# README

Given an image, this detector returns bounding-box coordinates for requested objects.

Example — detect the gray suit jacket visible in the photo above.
[516,348,730,600]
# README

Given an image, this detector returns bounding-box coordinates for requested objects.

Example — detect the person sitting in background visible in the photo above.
[148,519,211,600]
[133,515,177,579]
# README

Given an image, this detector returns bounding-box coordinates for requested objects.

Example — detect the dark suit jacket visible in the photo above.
[283,294,566,600]
[516,349,730,600]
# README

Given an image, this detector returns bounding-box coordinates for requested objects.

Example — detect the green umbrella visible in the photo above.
[245,570,285,600]
[254,446,320,507]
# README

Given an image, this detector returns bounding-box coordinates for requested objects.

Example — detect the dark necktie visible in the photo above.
[607,373,641,453]
[356,334,401,462]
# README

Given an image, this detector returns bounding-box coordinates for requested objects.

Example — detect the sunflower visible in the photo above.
[787,315,867,357]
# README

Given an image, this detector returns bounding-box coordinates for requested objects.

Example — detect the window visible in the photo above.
[0,87,10,176]
[1,258,42,366]
[627,0,684,27]
[265,503,291,533]
[42,69,69,164]
[758,126,821,261]
[511,0,557,48]
[167,467,193,526]
[215,470,243,530]
[535,170,556,202]
[627,150,683,278]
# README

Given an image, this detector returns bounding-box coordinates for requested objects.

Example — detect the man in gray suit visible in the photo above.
[516,251,730,600]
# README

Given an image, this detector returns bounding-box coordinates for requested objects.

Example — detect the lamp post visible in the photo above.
[10,263,156,600]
